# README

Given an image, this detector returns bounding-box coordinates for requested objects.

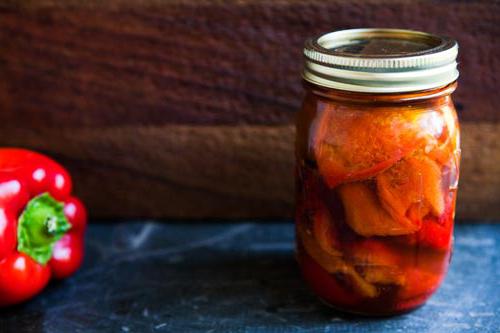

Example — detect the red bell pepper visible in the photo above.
[0,148,87,307]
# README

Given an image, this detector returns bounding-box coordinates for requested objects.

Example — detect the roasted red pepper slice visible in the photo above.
[376,156,445,224]
[397,192,455,251]
[0,149,87,306]
[416,205,454,251]
[338,182,420,236]
[398,267,442,301]
[298,250,363,307]
[344,239,406,286]
[296,207,379,298]
[311,201,341,256]
[313,107,445,187]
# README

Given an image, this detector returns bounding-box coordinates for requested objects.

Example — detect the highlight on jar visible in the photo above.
[295,28,461,316]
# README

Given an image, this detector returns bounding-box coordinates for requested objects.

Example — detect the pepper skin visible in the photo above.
[0,149,87,307]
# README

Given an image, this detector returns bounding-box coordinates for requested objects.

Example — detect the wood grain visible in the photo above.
[0,0,499,127]
[0,0,499,219]
[0,123,497,219]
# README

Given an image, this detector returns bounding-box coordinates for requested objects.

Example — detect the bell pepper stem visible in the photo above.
[17,193,71,265]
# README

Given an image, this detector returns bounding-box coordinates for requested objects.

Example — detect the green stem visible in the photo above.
[17,193,71,265]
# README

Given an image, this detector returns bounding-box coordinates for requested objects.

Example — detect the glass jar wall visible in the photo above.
[296,29,461,315]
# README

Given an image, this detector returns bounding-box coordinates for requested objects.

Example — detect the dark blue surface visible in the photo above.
[1,222,499,333]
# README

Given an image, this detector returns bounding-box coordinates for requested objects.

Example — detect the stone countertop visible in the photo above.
[1,222,498,333]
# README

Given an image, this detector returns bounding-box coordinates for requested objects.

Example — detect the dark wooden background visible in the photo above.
[0,0,498,219]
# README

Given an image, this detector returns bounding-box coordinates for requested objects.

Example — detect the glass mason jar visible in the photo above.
[295,29,460,315]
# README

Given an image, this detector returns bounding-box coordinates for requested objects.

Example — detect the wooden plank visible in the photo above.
[457,122,500,220]
[0,0,498,219]
[0,122,497,219]
[0,0,499,128]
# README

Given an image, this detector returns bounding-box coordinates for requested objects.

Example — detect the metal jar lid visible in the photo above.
[303,28,459,93]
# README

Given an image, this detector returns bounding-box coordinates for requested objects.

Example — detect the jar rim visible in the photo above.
[303,80,457,104]
[303,29,459,93]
